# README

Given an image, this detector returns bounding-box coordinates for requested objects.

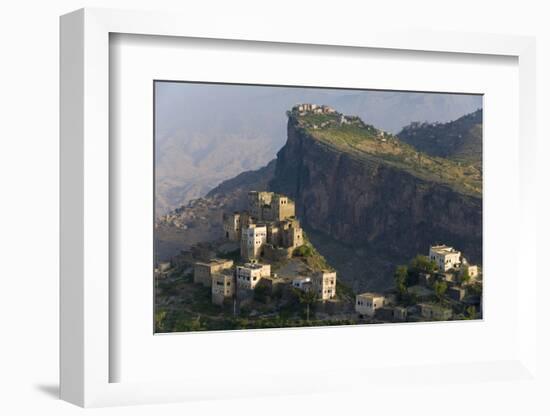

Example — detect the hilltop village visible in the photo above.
[153,104,483,332]
[196,190,338,307]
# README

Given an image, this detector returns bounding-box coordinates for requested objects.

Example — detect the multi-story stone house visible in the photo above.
[312,270,337,301]
[240,223,267,260]
[267,218,303,250]
[211,270,235,306]
[193,258,234,287]
[222,212,241,241]
[279,218,303,248]
[248,191,295,222]
[247,191,273,220]
[355,292,385,317]
[225,191,304,261]
[236,262,271,290]
[460,259,479,280]
[429,245,462,271]
[292,276,312,291]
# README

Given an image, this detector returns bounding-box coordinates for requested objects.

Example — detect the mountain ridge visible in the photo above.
[156,105,482,291]
[397,109,482,167]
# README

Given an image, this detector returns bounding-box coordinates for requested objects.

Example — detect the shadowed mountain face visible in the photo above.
[155,82,482,215]
[269,109,482,291]
[397,109,482,168]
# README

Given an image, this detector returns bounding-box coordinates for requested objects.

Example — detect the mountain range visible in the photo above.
[156,106,482,291]
[155,83,482,215]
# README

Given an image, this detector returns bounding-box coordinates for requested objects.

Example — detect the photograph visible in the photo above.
[153,82,483,332]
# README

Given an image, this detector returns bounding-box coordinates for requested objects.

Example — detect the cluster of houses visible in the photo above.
[354,244,481,321]
[291,104,390,137]
[189,191,338,306]
[223,191,304,260]
[294,103,337,115]
[194,258,274,306]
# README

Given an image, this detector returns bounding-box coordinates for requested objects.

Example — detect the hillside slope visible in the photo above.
[397,109,482,167]
[156,106,483,291]
[269,108,482,290]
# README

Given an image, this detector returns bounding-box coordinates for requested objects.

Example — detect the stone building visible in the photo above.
[294,103,336,114]
[193,258,234,287]
[375,306,395,321]
[262,244,294,262]
[429,245,462,271]
[222,212,241,241]
[355,292,385,317]
[419,303,452,320]
[393,306,408,322]
[448,286,466,301]
[211,270,235,306]
[267,218,303,250]
[240,223,267,260]
[312,270,337,301]
[154,261,171,279]
[236,262,271,290]
[292,276,312,291]
[223,211,253,242]
[460,260,479,281]
[265,194,296,222]
[248,191,295,222]
[279,218,303,248]
[248,191,273,220]
[234,191,303,260]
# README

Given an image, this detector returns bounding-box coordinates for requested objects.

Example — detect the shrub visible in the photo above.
[293,244,313,257]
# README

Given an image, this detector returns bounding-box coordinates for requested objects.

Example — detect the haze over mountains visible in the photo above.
[155,82,482,215]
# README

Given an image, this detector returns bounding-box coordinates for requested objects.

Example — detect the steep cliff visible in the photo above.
[270,110,482,290]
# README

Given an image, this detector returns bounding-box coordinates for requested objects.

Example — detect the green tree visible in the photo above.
[297,289,318,322]
[154,310,167,332]
[410,255,437,273]
[466,305,477,320]
[293,244,313,257]
[459,268,471,286]
[253,283,271,303]
[394,265,409,297]
[434,281,448,303]
[173,315,202,332]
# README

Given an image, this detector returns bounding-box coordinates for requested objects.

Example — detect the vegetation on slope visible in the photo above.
[397,109,482,168]
[291,110,482,198]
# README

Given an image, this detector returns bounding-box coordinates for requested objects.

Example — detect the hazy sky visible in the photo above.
[154,82,482,214]
[155,82,482,137]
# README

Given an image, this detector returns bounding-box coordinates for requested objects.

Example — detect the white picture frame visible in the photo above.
[60,8,538,408]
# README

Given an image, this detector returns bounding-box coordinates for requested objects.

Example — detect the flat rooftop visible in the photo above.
[430,245,460,254]
[356,292,385,299]
[242,262,269,270]
[196,258,233,266]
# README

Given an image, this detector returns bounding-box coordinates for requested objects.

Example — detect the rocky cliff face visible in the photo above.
[270,118,482,289]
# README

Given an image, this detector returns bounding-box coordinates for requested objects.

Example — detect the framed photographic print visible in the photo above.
[60,8,538,408]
